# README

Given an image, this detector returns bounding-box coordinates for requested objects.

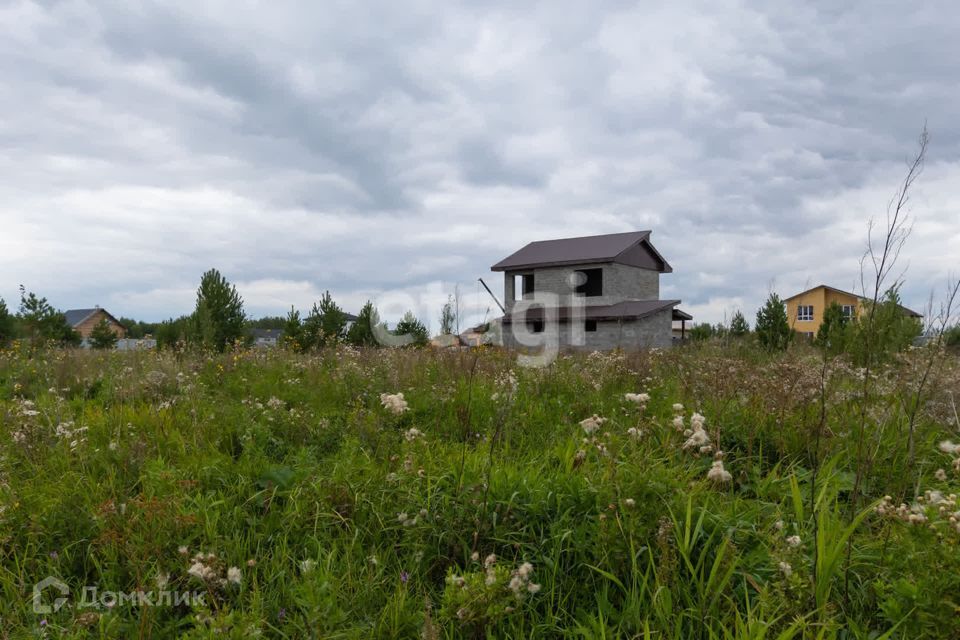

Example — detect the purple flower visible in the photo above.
[278,608,286,620]
[49,551,58,559]
[400,571,410,583]
[40,620,48,627]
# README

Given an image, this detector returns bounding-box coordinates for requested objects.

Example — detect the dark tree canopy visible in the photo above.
[729,310,750,336]
[755,293,792,351]
[393,311,429,347]
[346,301,381,347]
[191,269,247,352]
[17,286,79,347]
[89,318,119,350]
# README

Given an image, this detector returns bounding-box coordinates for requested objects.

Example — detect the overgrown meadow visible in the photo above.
[1,342,959,638]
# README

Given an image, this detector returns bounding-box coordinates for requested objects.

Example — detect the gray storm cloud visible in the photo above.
[1,0,957,325]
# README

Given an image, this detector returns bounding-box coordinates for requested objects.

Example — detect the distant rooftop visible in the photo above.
[63,307,123,327]
[491,230,672,273]
[784,284,922,317]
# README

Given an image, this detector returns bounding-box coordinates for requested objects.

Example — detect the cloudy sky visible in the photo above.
[1,1,958,328]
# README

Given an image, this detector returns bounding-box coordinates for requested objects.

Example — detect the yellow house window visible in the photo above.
[841,304,855,318]
[797,305,814,322]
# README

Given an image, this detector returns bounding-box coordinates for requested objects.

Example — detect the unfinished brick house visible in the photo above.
[491,231,690,350]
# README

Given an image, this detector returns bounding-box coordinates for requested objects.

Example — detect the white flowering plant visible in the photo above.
[440,556,540,629]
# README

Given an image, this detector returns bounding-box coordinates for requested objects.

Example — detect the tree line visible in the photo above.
[0,269,450,352]
[145,269,434,352]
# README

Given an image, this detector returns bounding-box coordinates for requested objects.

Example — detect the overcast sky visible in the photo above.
[1,1,958,328]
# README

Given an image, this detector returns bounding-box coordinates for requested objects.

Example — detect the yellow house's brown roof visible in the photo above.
[784,284,922,317]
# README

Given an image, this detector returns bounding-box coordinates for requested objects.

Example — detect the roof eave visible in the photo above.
[491,257,614,272]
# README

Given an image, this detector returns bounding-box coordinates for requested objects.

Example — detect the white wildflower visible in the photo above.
[300,559,317,574]
[624,393,650,405]
[626,427,642,440]
[380,392,409,415]
[935,468,948,481]
[484,554,496,568]
[226,566,242,585]
[706,459,732,483]
[690,412,706,429]
[404,427,424,442]
[624,498,636,508]
[683,426,710,450]
[939,440,960,454]
[187,562,216,582]
[778,561,792,577]
[672,403,684,413]
[579,414,606,435]
[786,535,801,548]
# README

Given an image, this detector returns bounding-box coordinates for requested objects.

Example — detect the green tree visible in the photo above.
[0,298,15,347]
[729,310,749,337]
[439,296,456,335]
[17,286,80,347]
[851,286,922,363]
[89,318,119,350]
[280,307,303,350]
[393,311,429,347]
[688,323,716,342]
[248,315,286,330]
[191,269,247,352]
[945,324,960,348]
[157,316,190,350]
[346,301,381,347]
[816,302,851,352]
[755,292,792,351]
[302,291,346,349]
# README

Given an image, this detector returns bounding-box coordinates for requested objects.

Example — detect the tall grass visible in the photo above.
[0,341,958,638]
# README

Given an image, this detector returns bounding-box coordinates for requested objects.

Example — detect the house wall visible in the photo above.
[503,263,659,309]
[786,288,860,336]
[74,310,127,339]
[501,308,673,351]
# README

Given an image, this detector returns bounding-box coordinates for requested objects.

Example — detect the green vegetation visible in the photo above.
[0,297,13,347]
[301,291,348,350]
[729,310,750,337]
[2,340,959,638]
[88,319,119,350]
[393,311,429,347]
[191,269,247,352]
[756,292,792,352]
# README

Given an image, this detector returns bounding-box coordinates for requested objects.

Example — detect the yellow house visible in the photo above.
[783,284,921,338]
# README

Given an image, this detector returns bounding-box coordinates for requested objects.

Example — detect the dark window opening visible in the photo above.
[585,319,597,332]
[527,320,544,333]
[575,268,603,297]
[522,274,535,297]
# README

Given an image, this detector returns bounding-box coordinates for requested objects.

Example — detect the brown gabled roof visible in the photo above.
[64,307,126,328]
[784,284,922,317]
[491,230,672,273]
[501,299,680,324]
